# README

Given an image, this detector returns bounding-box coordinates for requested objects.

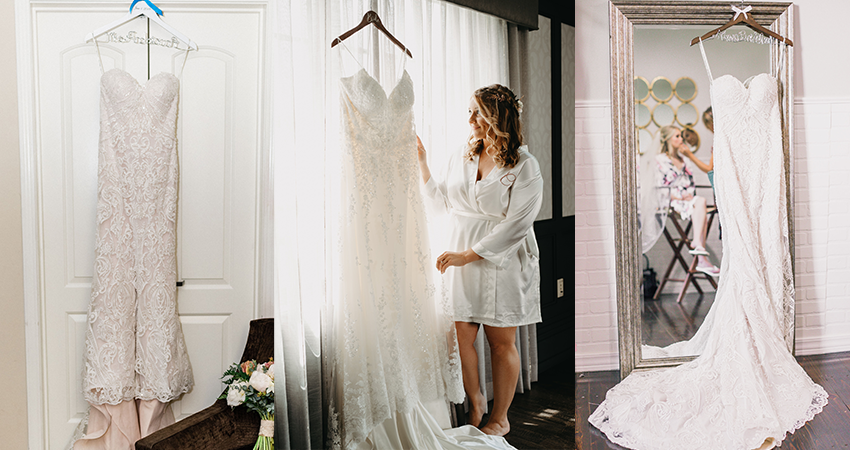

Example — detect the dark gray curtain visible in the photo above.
[441,0,539,29]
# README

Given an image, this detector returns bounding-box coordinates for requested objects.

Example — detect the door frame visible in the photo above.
[15,1,274,447]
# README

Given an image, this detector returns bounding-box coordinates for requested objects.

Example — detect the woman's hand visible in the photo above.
[417,136,427,163]
[436,249,482,274]
[680,147,694,159]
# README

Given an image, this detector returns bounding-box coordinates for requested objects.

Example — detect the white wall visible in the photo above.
[0,0,28,445]
[576,0,850,372]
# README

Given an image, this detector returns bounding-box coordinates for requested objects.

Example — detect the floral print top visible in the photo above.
[656,153,697,219]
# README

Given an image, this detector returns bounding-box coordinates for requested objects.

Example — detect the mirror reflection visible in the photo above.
[635,76,650,101]
[636,103,651,128]
[650,76,673,102]
[674,76,697,102]
[635,25,770,359]
[651,103,674,127]
[676,103,698,127]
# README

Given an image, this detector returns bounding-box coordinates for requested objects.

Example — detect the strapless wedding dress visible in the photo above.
[329,64,515,450]
[75,63,193,449]
[589,41,827,449]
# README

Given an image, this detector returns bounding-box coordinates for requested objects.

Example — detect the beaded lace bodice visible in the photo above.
[328,67,464,449]
[83,68,193,405]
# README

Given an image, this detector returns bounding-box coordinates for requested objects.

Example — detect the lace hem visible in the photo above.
[83,383,193,406]
[590,384,829,450]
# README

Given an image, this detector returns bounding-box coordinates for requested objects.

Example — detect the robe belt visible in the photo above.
[451,209,503,223]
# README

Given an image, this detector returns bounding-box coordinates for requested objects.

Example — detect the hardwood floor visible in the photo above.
[575,351,850,449]
[467,359,574,449]
[642,292,715,347]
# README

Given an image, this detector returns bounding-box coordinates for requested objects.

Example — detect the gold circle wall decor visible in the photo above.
[674,77,697,102]
[649,76,673,102]
[634,76,650,102]
[676,103,698,127]
[635,74,702,153]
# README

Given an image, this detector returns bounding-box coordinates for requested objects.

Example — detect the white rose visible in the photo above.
[250,371,273,393]
[226,385,246,406]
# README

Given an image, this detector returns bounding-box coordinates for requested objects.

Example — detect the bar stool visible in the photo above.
[653,188,719,303]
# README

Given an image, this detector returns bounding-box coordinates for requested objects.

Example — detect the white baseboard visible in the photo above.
[795,334,850,356]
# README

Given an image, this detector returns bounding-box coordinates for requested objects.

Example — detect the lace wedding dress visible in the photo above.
[74,46,193,449]
[589,41,828,449]
[328,58,515,450]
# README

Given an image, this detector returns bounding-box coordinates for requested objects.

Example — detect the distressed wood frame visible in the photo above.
[609,1,795,379]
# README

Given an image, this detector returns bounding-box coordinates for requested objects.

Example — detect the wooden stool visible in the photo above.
[653,204,718,303]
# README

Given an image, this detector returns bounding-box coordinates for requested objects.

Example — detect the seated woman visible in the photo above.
[655,125,719,277]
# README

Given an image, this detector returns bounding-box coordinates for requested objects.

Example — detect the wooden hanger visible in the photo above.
[331,11,413,58]
[85,0,198,51]
[690,3,793,47]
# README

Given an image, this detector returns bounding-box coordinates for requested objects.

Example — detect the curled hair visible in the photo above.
[702,106,713,129]
[464,84,524,169]
[657,125,681,157]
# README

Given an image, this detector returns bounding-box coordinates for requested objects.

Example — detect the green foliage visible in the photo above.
[218,359,275,416]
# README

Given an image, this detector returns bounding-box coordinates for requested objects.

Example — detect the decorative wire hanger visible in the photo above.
[85,0,199,51]
[689,2,793,47]
[331,10,413,58]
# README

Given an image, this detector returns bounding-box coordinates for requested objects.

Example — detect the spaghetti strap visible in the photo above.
[177,48,190,79]
[338,40,366,74]
[698,38,714,82]
[93,38,105,75]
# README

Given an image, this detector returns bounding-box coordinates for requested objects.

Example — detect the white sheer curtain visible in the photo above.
[272,1,536,448]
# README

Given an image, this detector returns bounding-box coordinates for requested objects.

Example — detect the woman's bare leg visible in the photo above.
[480,325,519,436]
[456,321,487,427]
[691,195,708,249]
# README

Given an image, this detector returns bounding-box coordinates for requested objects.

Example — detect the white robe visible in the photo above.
[424,145,543,327]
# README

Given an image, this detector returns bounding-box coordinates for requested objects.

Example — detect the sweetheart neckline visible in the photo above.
[102,68,178,87]
[341,68,411,102]
[712,72,775,89]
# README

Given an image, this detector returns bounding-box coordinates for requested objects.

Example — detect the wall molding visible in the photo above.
[575,352,619,373]
[17,0,45,446]
[795,334,850,356]
[576,99,611,109]
[577,97,850,108]
[794,96,850,106]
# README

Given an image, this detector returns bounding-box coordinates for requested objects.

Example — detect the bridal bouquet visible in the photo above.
[219,358,275,450]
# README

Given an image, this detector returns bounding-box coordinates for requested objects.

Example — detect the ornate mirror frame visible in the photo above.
[609,1,795,379]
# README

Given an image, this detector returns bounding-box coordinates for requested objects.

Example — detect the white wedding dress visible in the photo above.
[328,55,515,450]
[589,41,828,449]
[74,45,193,449]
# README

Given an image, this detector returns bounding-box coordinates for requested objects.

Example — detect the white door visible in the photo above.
[28,3,268,448]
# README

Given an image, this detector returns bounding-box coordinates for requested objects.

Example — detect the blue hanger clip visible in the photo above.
[130,0,163,16]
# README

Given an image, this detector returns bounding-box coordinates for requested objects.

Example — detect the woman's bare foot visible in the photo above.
[480,418,510,436]
[468,396,487,428]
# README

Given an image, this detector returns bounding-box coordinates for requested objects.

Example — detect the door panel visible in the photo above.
[32,4,266,447]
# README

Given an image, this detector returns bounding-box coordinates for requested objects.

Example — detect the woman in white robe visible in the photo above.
[417,84,543,437]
